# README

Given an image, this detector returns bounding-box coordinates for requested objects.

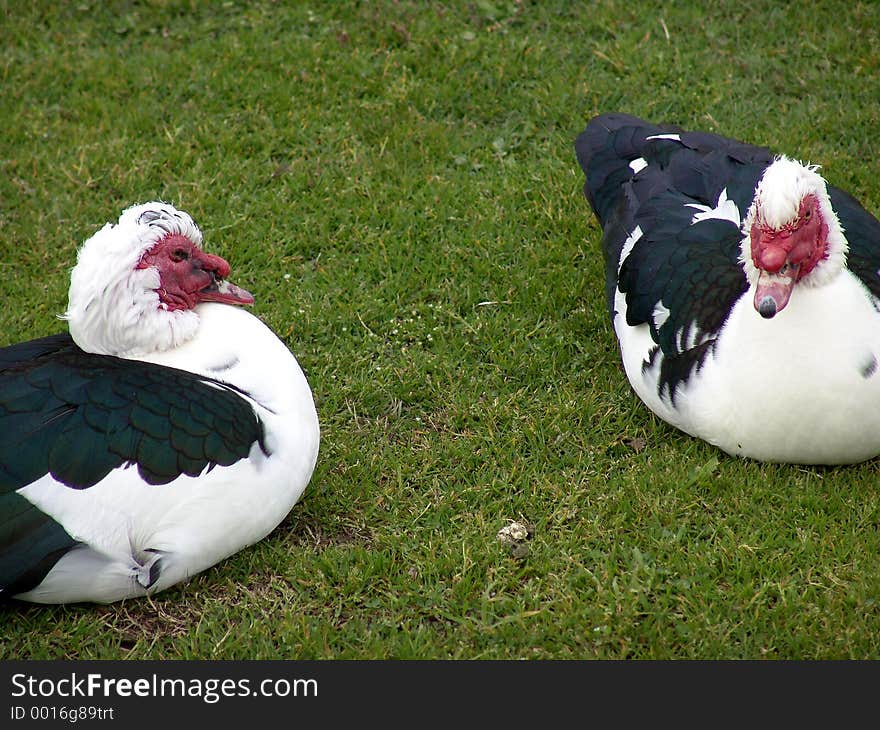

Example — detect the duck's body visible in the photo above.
[575,113,880,464]
[1,203,319,603]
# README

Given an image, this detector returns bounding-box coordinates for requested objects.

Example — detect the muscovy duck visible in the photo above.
[575,113,880,464]
[0,202,320,603]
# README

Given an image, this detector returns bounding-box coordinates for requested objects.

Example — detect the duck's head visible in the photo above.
[741,156,847,319]
[63,202,253,357]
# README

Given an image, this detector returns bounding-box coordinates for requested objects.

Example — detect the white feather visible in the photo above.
[686,188,741,227]
[617,225,643,275]
[629,157,648,174]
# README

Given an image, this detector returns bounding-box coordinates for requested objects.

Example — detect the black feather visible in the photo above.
[829,186,880,300]
[0,491,78,597]
[0,333,265,492]
[575,113,771,398]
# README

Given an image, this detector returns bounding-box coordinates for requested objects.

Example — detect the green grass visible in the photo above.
[2,0,880,659]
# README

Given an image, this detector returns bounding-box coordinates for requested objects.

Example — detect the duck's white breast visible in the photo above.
[619,272,880,464]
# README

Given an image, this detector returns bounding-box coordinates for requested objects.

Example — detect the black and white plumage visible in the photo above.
[0,202,320,603]
[575,113,880,464]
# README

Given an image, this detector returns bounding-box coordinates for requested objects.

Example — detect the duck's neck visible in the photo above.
[137,303,303,415]
[65,270,200,358]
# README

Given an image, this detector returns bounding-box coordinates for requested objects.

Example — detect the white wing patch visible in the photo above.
[675,322,711,353]
[617,226,643,275]
[629,157,648,174]
[652,300,670,330]
[646,133,682,142]
[685,188,741,227]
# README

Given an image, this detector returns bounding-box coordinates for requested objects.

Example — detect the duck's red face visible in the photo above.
[750,193,829,318]
[137,234,254,311]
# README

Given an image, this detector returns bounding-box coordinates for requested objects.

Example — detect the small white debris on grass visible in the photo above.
[497,521,529,543]
[497,520,533,558]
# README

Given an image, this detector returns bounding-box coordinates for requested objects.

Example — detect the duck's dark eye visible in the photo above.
[170,248,189,262]
[804,209,812,220]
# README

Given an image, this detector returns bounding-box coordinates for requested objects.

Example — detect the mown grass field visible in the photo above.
[2,0,880,659]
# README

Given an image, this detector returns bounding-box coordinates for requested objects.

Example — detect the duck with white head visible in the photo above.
[576,113,880,464]
[0,202,319,604]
